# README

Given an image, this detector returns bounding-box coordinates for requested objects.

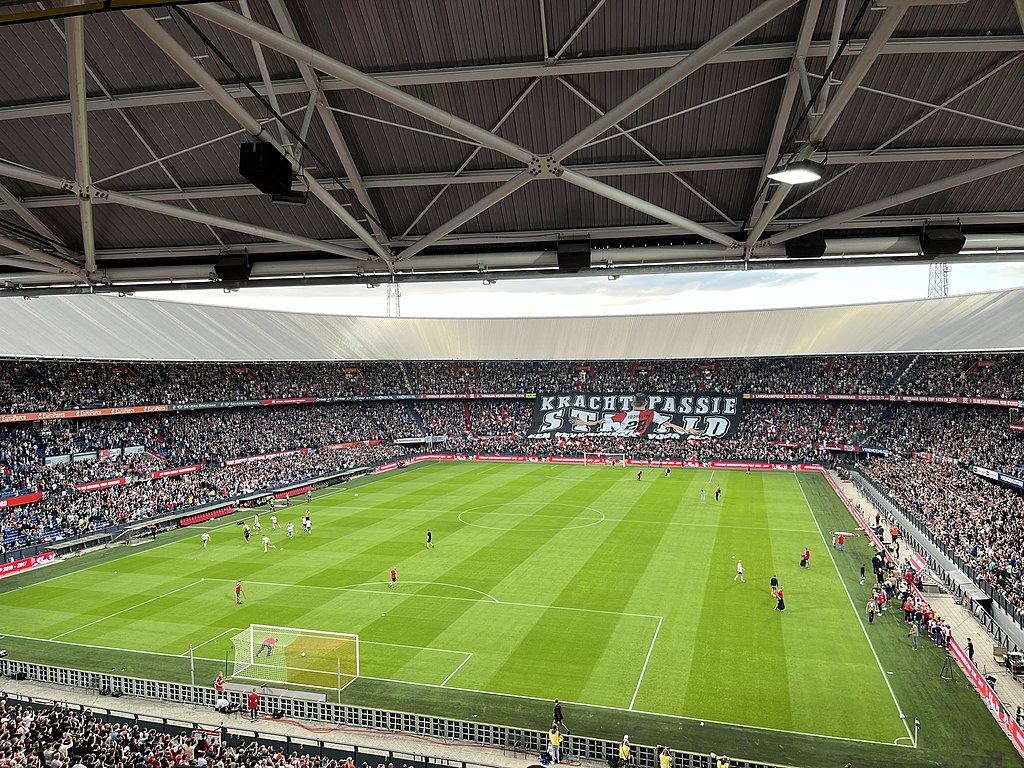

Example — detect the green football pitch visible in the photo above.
[0,462,1019,768]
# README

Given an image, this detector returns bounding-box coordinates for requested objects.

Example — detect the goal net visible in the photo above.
[229,624,359,692]
[583,452,625,466]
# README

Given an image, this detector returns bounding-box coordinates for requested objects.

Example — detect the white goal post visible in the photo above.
[229,624,359,693]
[583,452,626,466]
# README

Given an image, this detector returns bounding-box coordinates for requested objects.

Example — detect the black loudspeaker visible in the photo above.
[272,709,284,719]
[785,231,827,259]
[214,254,251,282]
[556,239,591,272]
[920,227,965,257]
[239,142,292,195]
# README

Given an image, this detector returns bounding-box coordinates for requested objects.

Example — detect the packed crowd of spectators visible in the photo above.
[860,456,1024,615]
[1,355,1022,611]
[0,698,390,768]
[3,353,1024,413]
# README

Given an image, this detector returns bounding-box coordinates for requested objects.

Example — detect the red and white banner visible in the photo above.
[823,469,1024,759]
[178,506,234,527]
[74,477,127,492]
[0,404,169,424]
[909,552,927,572]
[0,491,43,508]
[151,464,202,480]
[276,485,313,499]
[225,448,309,466]
[324,440,381,450]
[0,551,55,579]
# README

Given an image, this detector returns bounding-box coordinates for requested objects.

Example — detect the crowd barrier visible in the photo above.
[0,660,781,768]
[828,471,1024,758]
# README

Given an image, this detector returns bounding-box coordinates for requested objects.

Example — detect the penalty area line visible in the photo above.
[50,579,204,641]
[183,626,243,656]
[440,652,473,687]
[794,473,915,745]
[628,615,662,710]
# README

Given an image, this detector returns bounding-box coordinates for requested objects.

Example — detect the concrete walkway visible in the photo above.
[836,474,1024,723]
[0,677,544,768]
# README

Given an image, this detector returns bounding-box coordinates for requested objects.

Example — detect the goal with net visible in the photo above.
[583,452,626,466]
[229,624,359,692]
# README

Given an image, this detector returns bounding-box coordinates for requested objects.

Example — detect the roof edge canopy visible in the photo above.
[2,290,1022,362]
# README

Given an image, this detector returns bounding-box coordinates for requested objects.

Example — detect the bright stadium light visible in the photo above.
[767,159,825,184]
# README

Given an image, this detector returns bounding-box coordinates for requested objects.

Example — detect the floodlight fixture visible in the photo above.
[767,159,825,184]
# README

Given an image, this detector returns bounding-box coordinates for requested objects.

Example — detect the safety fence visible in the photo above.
[0,659,781,768]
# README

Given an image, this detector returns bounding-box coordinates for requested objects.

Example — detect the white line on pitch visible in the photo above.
[0,632,223,664]
[628,616,662,710]
[50,580,204,641]
[183,626,242,655]
[355,673,910,749]
[364,639,468,655]
[794,473,914,744]
[440,652,473,687]
[200,578,661,620]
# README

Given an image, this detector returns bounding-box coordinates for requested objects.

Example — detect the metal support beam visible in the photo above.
[558,76,737,225]
[265,0,389,245]
[0,160,374,262]
[771,53,1024,222]
[748,0,823,225]
[401,79,539,238]
[66,13,96,275]
[126,9,391,263]
[397,171,534,261]
[238,0,291,150]
[769,149,1024,244]
[745,2,908,246]
[0,181,75,258]
[0,34,1019,124]
[5,145,1022,213]
[561,170,738,246]
[815,0,847,118]
[188,3,537,164]
[550,0,803,162]
[0,233,88,279]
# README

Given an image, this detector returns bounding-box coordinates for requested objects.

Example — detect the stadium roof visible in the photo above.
[1,0,1024,295]
[3,287,1023,361]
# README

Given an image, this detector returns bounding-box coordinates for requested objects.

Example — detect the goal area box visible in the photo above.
[229,624,359,692]
[583,452,625,466]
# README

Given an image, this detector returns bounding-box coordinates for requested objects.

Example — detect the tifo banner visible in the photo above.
[529,392,742,439]
[0,551,55,579]
[0,491,43,508]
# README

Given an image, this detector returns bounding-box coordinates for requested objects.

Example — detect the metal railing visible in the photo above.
[0,660,782,768]
[850,470,1024,651]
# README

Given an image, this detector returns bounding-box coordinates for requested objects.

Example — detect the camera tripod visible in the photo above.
[940,651,955,680]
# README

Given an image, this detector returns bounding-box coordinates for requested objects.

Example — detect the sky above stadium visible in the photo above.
[140,261,1024,318]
